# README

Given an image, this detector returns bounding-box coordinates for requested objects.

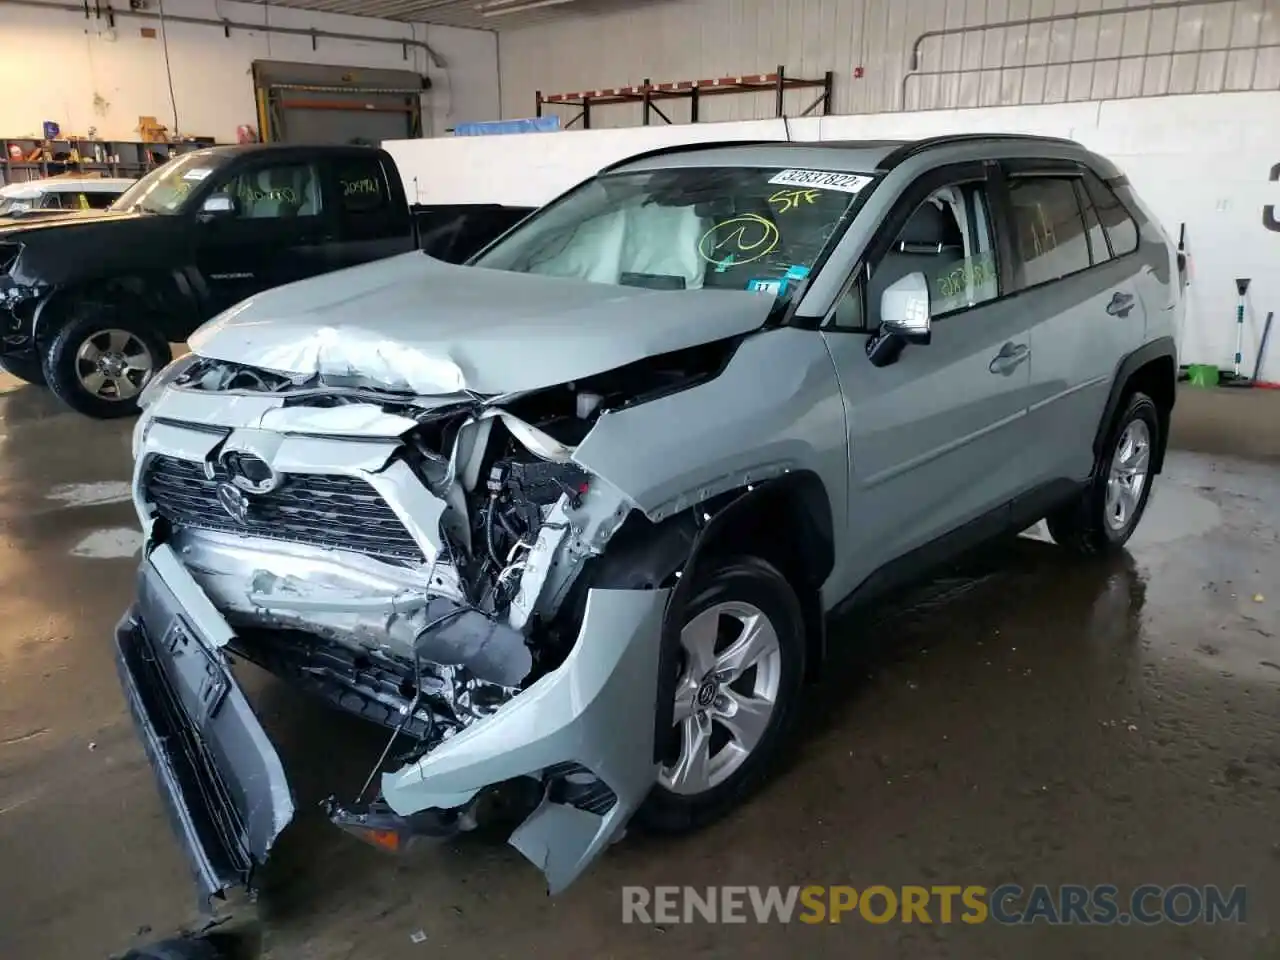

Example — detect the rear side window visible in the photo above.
[1073,180,1111,265]
[84,191,116,209]
[1082,171,1138,256]
[1005,177,1091,290]
[332,157,389,215]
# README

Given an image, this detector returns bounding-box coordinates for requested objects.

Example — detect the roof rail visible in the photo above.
[876,133,1085,170]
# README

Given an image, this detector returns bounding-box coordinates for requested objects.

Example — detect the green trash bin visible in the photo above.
[1186,363,1220,387]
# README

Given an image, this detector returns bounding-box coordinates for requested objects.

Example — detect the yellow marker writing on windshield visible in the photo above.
[697,214,780,268]
[769,188,819,213]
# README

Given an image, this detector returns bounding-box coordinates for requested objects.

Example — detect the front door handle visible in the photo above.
[989,341,1030,376]
[1106,290,1136,317]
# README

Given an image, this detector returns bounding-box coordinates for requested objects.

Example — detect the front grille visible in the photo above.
[143,454,425,564]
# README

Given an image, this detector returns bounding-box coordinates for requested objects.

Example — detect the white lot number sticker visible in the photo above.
[182,168,214,182]
[768,169,873,194]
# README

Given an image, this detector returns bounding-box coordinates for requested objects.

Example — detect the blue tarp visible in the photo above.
[453,116,561,136]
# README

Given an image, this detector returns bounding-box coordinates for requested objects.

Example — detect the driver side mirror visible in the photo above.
[881,271,932,344]
[866,271,932,368]
[198,193,237,222]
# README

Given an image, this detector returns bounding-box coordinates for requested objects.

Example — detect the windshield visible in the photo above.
[472,165,877,303]
[110,152,227,215]
[0,197,32,215]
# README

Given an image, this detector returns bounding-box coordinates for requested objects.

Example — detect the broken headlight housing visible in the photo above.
[137,351,200,411]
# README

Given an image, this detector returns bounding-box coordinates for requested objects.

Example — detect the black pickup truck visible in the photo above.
[0,143,532,417]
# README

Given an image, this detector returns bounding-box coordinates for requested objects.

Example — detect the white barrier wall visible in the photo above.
[384,90,1280,383]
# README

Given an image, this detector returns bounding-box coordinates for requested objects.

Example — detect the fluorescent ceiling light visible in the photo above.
[478,0,575,16]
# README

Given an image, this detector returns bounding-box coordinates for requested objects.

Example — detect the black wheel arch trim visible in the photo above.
[642,472,834,764]
[1093,335,1177,473]
[31,271,198,345]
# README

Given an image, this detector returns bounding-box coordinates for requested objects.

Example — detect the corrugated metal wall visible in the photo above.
[498,0,1280,126]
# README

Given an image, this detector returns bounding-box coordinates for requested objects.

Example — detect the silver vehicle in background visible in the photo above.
[0,175,134,222]
[115,134,1181,906]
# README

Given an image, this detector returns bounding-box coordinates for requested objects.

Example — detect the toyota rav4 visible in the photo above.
[116,134,1180,906]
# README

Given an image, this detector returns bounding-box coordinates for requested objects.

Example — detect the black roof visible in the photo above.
[599,132,1090,175]
[182,142,386,160]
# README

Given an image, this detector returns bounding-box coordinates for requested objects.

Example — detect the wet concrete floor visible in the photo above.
[0,379,1277,959]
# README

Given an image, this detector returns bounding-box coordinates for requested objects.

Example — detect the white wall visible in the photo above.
[386,89,1280,383]
[499,0,1280,127]
[0,0,500,144]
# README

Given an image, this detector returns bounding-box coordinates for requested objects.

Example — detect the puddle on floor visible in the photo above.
[70,528,142,559]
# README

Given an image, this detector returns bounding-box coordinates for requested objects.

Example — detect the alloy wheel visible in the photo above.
[658,600,783,796]
[1104,418,1151,532]
[74,328,154,401]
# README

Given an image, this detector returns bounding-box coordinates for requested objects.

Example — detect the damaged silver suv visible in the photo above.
[117,135,1180,904]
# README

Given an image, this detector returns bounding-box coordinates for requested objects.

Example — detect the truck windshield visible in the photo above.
[110,152,228,215]
[471,165,878,302]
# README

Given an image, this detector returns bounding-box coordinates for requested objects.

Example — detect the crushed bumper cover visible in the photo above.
[113,549,294,905]
[117,542,671,899]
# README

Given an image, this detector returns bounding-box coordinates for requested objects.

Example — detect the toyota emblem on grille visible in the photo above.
[215,481,251,524]
[221,450,280,494]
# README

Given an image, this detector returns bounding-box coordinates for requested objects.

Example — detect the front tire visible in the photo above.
[1048,391,1159,555]
[637,554,806,835]
[41,295,170,418]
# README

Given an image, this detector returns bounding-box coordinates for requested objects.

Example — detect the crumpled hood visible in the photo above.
[188,252,773,396]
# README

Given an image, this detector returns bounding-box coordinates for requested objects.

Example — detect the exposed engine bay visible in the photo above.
[138,343,731,763]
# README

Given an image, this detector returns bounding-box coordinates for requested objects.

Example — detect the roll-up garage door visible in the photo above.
[253,61,429,145]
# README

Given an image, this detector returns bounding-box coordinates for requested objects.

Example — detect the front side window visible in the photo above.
[1006,177,1091,290]
[472,165,878,307]
[214,162,322,220]
[858,181,998,329]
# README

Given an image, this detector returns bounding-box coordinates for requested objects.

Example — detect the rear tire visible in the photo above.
[1048,391,1159,555]
[41,294,170,418]
[637,554,806,835]
[0,353,47,386]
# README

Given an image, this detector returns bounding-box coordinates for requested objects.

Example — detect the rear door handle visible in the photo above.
[1106,291,1136,317]
[989,341,1030,376]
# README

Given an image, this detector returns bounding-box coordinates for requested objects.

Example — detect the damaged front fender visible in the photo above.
[381,586,669,894]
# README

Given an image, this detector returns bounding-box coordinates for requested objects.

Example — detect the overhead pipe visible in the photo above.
[904,0,1243,108]
[0,0,446,66]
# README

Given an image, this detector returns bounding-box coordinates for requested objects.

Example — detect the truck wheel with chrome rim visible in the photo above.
[40,293,171,419]
[638,554,805,834]
[1048,391,1160,554]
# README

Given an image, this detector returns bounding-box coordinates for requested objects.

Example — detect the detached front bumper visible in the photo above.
[116,542,671,902]
[114,550,293,905]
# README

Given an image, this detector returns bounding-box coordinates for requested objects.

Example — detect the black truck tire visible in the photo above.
[41,294,171,418]
[0,354,48,386]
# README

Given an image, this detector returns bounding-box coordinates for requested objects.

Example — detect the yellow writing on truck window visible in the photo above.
[342,178,380,197]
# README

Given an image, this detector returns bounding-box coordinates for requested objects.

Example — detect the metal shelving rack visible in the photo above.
[535,64,835,129]
[0,137,217,187]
